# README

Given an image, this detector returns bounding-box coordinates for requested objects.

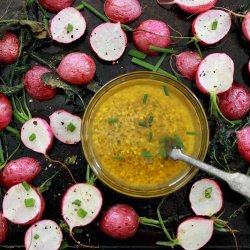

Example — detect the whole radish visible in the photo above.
[56,52,96,85]
[38,0,74,12]
[50,7,86,44]
[157,0,218,13]
[0,157,42,189]
[236,127,250,162]
[0,212,8,244]
[242,11,250,41]
[104,0,142,24]
[133,20,171,55]
[0,93,12,131]
[218,84,250,120]
[99,204,139,239]
[175,51,202,80]
[24,66,57,101]
[248,60,250,74]
[0,32,19,64]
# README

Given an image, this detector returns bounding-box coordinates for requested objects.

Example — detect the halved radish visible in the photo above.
[177,217,214,250]
[196,53,234,95]
[242,11,250,41]
[90,22,127,61]
[62,183,103,233]
[49,110,81,144]
[21,118,53,154]
[189,179,223,217]
[192,10,231,45]
[0,212,8,244]
[24,220,63,250]
[50,7,86,44]
[157,0,218,14]
[3,183,45,225]
[236,126,250,163]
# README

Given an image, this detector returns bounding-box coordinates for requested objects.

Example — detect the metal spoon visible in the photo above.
[169,148,250,199]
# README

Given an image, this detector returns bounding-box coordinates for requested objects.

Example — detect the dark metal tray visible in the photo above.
[0,0,249,249]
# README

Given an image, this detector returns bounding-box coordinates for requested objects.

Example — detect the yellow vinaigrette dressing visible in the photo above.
[90,79,202,187]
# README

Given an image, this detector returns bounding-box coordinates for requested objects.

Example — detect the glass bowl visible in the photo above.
[81,71,209,198]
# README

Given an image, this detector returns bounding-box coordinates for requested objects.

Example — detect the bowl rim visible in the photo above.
[81,71,210,198]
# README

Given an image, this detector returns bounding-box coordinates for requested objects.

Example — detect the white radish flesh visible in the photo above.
[49,110,81,144]
[90,22,127,61]
[177,217,214,250]
[3,183,43,225]
[196,53,234,95]
[21,118,53,154]
[24,220,63,250]
[189,178,223,216]
[50,7,86,44]
[192,10,231,45]
[62,183,103,232]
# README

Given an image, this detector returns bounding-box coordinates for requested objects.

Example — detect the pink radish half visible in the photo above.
[90,22,127,61]
[50,7,86,44]
[157,0,218,14]
[196,53,234,95]
[3,183,44,225]
[189,178,223,216]
[177,217,214,250]
[62,183,103,233]
[0,212,8,244]
[236,126,250,163]
[192,10,231,45]
[21,118,53,154]
[49,110,81,144]
[24,220,63,250]
[242,11,250,41]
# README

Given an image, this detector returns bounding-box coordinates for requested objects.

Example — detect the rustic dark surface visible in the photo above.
[0,0,250,249]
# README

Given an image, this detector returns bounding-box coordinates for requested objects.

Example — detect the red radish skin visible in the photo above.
[192,10,231,45]
[57,52,96,85]
[242,11,250,41]
[175,51,202,80]
[38,0,74,12]
[50,7,86,44]
[0,93,12,131]
[237,127,250,162]
[0,212,8,244]
[104,0,142,24]
[218,84,250,120]
[0,157,42,189]
[99,204,139,239]
[248,60,250,74]
[157,0,218,14]
[24,66,57,101]
[0,32,19,64]
[133,20,171,55]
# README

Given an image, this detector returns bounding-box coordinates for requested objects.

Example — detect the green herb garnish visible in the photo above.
[77,208,87,218]
[205,187,213,199]
[186,131,197,135]
[211,20,218,30]
[148,132,153,142]
[64,155,77,165]
[143,94,148,104]
[141,151,152,158]
[66,23,74,33]
[148,115,154,124]
[108,118,119,125]
[128,49,147,60]
[162,85,169,96]
[34,234,39,240]
[174,134,185,149]
[138,121,147,127]
[67,123,76,132]
[29,133,36,142]
[22,181,31,191]
[25,198,35,207]
[159,147,168,160]
[72,200,81,206]
[113,156,125,160]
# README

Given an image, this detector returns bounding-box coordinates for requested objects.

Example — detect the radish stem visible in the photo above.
[5,126,20,139]
[26,52,55,70]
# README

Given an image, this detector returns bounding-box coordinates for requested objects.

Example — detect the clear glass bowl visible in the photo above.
[81,71,209,198]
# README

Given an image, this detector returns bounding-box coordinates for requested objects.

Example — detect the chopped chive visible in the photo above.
[108,118,118,125]
[174,134,185,149]
[159,147,168,160]
[143,94,148,104]
[25,198,35,207]
[128,49,147,60]
[162,85,169,96]
[82,1,109,22]
[72,199,81,206]
[22,181,31,191]
[29,133,36,142]
[66,23,73,33]
[148,115,154,124]
[34,234,39,240]
[149,46,178,54]
[67,123,76,132]
[77,208,87,218]
[205,187,213,199]
[141,150,152,158]
[148,132,153,142]
[113,156,125,160]
[153,52,167,72]
[186,131,197,135]
[211,20,218,30]
[138,121,147,127]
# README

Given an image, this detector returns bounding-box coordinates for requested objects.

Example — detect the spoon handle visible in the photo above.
[169,148,250,199]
